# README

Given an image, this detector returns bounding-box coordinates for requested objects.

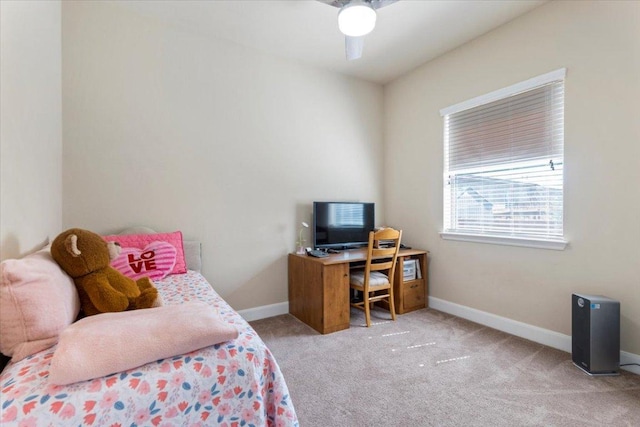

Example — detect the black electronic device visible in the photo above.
[306,249,329,258]
[312,201,375,250]
[572,293,620,376]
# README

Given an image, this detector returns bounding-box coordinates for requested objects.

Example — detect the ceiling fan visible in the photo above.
[319,0,399,60]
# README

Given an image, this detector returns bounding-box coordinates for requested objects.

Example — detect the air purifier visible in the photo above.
[571,293,620,376]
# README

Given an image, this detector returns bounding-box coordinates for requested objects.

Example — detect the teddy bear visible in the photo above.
[51,228,161,316]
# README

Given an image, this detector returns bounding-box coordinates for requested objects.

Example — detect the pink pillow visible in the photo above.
[111,241,177,281]
[48,302,239,385]
[103,231,186,278]
[0,249,80,361]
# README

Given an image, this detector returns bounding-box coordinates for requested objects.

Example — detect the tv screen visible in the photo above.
[313,201,375,249]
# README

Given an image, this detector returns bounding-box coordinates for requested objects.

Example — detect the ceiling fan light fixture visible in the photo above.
[338,1,377,37]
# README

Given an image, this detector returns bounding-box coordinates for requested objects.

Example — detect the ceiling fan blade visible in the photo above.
[370,0,399,10]
[319,0,399,8]
[345,36,364,60]
[320,0,349,8]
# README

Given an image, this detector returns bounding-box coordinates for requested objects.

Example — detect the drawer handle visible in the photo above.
[410,284,418,289]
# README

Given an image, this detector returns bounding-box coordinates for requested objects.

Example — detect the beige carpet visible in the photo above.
[251,307,640,427]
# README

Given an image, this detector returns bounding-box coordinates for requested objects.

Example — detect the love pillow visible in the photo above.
[111,241,177,281]
[103,231,186,279]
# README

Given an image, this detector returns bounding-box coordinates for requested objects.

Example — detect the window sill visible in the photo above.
[440,232,568,251]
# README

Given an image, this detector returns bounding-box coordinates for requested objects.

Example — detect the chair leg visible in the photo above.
[388,289,396,322]
[364,293,371,327]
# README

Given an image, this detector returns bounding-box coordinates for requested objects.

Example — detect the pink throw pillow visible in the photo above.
[103,231,186,278]
[111,241,177,281]
[48,302,239,385]
[0,249,80,361]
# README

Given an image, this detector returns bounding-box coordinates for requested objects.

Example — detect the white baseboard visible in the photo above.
[238,301,289,322]
[620,351,640,375]
[429,296,640,376]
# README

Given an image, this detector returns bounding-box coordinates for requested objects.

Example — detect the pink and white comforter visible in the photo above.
[0,271,298,427]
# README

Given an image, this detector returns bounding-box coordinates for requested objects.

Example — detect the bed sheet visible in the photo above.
[0,271,298,427]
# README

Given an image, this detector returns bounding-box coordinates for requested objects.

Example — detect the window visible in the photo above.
[440,69,567,250]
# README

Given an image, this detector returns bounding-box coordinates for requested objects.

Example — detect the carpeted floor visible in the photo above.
[250,307,640,427]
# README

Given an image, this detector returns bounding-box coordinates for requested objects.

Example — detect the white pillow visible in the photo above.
[350,271,390,287]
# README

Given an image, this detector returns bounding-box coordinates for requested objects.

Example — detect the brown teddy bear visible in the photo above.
[51,228,161,316]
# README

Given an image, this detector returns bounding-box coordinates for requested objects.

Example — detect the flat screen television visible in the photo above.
[313,201,375,250]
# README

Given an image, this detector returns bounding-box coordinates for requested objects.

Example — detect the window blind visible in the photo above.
[442,72,565,242]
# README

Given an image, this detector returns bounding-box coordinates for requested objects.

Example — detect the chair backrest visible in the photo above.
[363,228,402,289]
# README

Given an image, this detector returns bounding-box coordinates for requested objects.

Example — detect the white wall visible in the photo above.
[61,1,384,310]
[385,0,640,354]
[0,0,62,261]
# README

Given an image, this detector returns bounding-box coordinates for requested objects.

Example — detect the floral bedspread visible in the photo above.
[0,271,298,427]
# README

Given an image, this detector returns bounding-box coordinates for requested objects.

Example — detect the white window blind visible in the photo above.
[441,69,566,248]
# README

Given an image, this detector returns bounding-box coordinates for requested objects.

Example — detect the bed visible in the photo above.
[0,230,298,426]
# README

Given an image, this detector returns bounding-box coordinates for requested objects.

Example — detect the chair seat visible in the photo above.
[350,271,390,287]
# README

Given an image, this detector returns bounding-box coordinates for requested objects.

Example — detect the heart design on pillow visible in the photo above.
[111,241,177,281]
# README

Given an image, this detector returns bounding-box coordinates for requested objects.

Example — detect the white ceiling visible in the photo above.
[117,0,547,84]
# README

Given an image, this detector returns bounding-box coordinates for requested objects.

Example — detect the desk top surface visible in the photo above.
[289,247,428,265]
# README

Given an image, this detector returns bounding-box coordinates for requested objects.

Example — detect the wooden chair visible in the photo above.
[349,228,402,327]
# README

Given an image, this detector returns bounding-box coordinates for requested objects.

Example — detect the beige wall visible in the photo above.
[5,0,637,354]
[61,1,384,310]
[385,0,640,354]
[0,1,62,261]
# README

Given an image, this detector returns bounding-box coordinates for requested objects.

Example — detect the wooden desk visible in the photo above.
[288,248,428,334]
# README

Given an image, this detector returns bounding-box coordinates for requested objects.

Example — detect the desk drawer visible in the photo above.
[403,280,425,311]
